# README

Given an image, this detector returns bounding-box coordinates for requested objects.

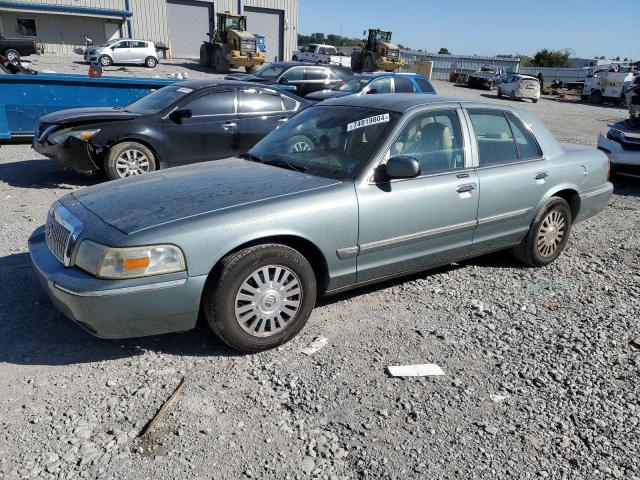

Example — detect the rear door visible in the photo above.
[129,41,147,62]
[162,89,238,166]
[302,66,331,95]
[278,66,305,95]
[236,88,289,151]
[464,107,548,253]
[392,76,417,93]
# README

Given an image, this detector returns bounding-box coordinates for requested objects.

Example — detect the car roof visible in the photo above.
[169,79,295,93]
[266,61,347,69]
[351,72,427,79]
[319,93,471,112]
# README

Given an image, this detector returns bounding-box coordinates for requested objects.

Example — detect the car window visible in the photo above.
[304,67,326,81]
[113,41,130,49]
[415,78,435,93]
[467,109,519,166]
[131,41,147,49]
[390,110,465,174]
[282,67,304,81]
[256,64,287,79]
[368,77,392,94]
[282,95,300,112]
[239,90,283,113]
[394,77,416,93]
[506,112,542,159]
[185,91,236,116]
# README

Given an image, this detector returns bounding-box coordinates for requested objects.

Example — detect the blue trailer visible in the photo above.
[0,73,176,142]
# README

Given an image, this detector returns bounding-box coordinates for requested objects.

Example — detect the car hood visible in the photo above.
[72,158,340,234]
[41,107,140,125]
[306,90,352,101]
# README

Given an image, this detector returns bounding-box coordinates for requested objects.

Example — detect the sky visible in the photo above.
[299,0,638,61]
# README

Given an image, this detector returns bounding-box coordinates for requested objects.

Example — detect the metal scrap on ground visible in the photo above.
[386,364,445,377]
[302,336,328,355]
[139,377,188,437]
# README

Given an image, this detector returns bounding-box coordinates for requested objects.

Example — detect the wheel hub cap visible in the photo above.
[115,149,150,178]
[234,265,302,337]
[537,210,566,257]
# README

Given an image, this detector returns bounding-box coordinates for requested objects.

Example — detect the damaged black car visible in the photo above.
[33,80,307,180]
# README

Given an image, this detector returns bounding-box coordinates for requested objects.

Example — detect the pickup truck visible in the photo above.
[292,44,351,67]
[0,34,39,61]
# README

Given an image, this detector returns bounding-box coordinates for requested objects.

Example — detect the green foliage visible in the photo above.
[297,33,363,48]
[438,47,451,55]
[530,49,572,68]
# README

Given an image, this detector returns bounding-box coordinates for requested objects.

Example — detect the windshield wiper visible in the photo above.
[240,153,306,173]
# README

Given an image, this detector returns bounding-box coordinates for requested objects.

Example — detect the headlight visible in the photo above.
[75,240,186,279]
[48,128,101,145]
[607,129,624,143]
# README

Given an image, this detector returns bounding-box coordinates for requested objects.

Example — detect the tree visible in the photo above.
[530,49,572,68]
[614,56,621,61]
[438,47,451,55]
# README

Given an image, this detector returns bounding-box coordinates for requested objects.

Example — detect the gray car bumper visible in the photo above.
[29,226,207,339]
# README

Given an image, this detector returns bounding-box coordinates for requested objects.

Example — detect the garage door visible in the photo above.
[244,6,283,63]
[166,0,212,58]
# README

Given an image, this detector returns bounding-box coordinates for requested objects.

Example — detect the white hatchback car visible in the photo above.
[498,74,540,103]
[84,39,158,68]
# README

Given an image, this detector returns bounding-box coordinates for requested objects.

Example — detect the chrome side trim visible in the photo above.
[477,208,531,226]
[53,279,187,297]
[336,246,359,259]
[359,220,478,255]
[582,184,613,198]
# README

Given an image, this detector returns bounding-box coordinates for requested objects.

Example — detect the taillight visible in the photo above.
[32,41,36,50]
[607,159,611,179]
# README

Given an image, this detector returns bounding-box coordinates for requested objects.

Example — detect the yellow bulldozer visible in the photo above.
[199,12,265,74]
[351,29,405,73]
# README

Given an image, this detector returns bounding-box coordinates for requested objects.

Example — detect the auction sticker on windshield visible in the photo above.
[347,113,390,132]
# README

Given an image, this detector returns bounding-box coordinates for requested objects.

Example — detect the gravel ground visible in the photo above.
[0,72,639,480]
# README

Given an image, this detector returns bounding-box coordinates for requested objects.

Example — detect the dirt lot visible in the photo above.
[0,69,639,480]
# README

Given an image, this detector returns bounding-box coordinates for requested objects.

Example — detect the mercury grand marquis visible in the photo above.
[29,94,613,353]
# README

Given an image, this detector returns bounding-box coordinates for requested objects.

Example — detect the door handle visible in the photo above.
[222,122,237,131]
[535,172,549,180]
[456,172,469,179]
[456,183,477,193]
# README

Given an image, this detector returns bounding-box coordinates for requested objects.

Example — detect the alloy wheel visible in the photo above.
[234,265,302,337]
[537,210,566,257]
[115,149,151,177]
[289,141,312,153]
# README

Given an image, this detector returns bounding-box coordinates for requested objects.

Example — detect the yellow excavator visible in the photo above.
[351,29,405,73]
[199,12,265,74]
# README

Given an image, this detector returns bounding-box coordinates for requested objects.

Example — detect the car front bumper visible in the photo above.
[597,133,640,169]
[33,136,101,175]
[29,226,207,339]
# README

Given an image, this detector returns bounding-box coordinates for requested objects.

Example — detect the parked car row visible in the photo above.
[84,39,160,68]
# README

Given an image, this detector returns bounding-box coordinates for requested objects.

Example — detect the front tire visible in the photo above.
[497,88,503,98]
[214,48,230,74]
[512,197,572,267]
[245,65,257,74]
[510,90,516,101]
[292,55,299,61]
[4,49,20,62]
[105,141,156,180]
[204,244,317,353]
[99,55,112,67]
[363,55,376,73]
[145,56,158,68]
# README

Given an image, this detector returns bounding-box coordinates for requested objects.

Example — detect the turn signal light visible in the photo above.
[123,257,150,271]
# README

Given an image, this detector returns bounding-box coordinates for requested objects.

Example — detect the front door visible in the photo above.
[163,89,239,167]
[236,88,288,151]
[464,107,549,253]
[355,108,479,283]
[111,41,133,63]
[278,66,305,95]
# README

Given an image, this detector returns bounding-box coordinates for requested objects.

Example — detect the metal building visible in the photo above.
[0,0,298,61]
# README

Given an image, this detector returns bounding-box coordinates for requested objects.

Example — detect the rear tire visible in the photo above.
[204,244,317,353]
[292,55,299,61]
[350,51,363,72]
[105,141,157,180]
[4,49,20,62]
[245,65,257,74]
[99,55,112,67]
[214,48,230,74]
[590,90,603,104]
[199,43,212,67]
[532,98,539,103]
[145,56,158,68]
[512,197,572,267]
[363,55,376,73]
[510,90,516,101]
[497,88,503,98]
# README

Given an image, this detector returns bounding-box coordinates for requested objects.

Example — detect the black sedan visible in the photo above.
[225,62,352,97]
[33,80,308,180]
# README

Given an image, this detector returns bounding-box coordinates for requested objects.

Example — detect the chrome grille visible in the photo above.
[44,205,84,266]
[45,214,72,264]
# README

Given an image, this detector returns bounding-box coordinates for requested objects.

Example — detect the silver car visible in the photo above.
[84,39,158,68]
[29,95,613,353]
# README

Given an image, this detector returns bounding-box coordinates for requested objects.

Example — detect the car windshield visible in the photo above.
[124,85,193,114]
[334,78,370,92]
[97,40,118,48]
[247,106,400,181]
[255,64,287,79]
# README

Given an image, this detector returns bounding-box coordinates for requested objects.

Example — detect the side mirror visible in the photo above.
[169,108,192,123]
[280,77,289,84]
[382,156,420,180]
[366,88,378,95]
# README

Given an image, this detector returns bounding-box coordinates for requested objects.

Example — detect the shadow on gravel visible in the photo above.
[612,176,640,196]
[0,253,236,367]
[0,158,97,189]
